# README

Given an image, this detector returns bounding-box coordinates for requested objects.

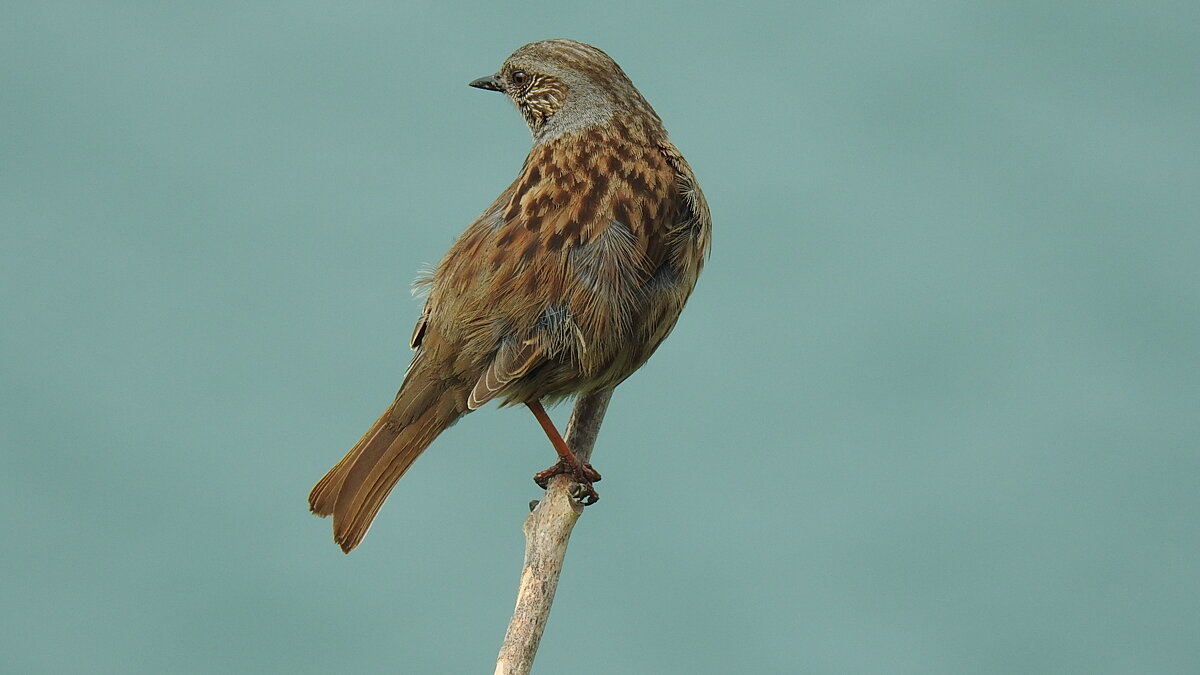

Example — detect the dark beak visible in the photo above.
[469,74,504,92]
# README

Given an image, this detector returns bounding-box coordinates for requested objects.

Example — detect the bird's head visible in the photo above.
[469,39,660,143]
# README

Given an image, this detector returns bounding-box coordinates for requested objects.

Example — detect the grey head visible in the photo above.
[469,39,662,144]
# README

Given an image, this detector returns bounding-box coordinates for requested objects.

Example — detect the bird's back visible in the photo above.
[419,116,709,407]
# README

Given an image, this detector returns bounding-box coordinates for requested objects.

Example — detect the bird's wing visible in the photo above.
[467,337,543,410]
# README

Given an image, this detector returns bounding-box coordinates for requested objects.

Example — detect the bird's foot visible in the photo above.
[534,459,601,505]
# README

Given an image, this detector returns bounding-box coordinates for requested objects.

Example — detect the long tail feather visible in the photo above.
[309,381,465,552]
[308,409,391,517]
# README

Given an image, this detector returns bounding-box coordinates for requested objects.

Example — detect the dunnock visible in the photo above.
[309,39,711,552]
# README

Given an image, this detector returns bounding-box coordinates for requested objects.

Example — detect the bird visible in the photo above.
[308,39,711,553]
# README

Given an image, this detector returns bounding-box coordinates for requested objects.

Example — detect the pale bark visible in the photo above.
[493,389,613,675]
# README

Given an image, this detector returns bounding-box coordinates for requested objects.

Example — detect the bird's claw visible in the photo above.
[534,459,601,505]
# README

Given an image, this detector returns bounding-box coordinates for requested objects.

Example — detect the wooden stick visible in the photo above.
[494,389,613,675]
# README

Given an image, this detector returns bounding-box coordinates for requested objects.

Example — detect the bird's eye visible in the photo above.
[511,71,528,86]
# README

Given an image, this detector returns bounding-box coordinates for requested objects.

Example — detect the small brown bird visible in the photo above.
[309,39,711,552]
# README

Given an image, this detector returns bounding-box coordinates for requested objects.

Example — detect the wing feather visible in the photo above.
[467,339,543,410]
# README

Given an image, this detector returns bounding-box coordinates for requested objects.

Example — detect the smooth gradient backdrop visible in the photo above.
[3,2,1197,673]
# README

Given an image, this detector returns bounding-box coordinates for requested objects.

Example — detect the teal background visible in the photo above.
[3,2,1197,673]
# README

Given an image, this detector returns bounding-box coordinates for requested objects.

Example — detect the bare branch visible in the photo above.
[494,389,613,675]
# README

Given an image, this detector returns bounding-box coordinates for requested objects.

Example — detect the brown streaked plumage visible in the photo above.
[309,39,711,552]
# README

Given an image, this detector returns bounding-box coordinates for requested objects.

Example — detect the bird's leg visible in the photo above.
[526,399,601,504]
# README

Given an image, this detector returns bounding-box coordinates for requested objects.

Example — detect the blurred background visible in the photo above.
[2,2,1197,673]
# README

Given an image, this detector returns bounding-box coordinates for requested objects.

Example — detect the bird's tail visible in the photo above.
[309,375,466,552]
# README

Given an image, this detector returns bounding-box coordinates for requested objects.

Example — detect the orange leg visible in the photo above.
[526,399,601,504]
